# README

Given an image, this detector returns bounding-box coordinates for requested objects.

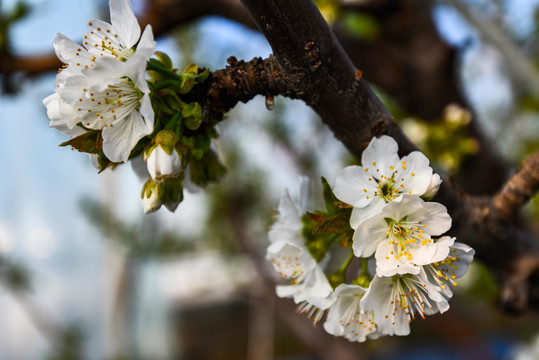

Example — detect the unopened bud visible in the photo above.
[141,178,163,213]
[146,130,184,182]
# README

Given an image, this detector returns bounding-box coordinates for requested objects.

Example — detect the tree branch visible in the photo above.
[229,0,539,315]
[493,151,539,222]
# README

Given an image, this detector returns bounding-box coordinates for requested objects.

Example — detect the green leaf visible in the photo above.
[59,130,101,154]
[178,76,196,94]
[195,68,210,83]
[182,63,199,75]
[181,136,194,148]
[97,152,115,173]
[182,102,203,130]
[154,51,173,70]
[191,148,204,160]
[164,94,182,112]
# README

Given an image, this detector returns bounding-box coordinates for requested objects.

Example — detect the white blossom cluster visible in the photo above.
[267,136,474,341]
[42,0,199,213]
[43,0,156,164]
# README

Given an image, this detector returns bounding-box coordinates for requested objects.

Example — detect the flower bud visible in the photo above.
[141,178,163,213]
[162,177,184,212]
[145,130,184,182]
[140,175,185,214]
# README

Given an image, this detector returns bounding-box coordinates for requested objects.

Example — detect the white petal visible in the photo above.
[375,240,421,276]
[381,194,424,223]
[135,25,156,60]
[410,239,439,265]
[109,0,141,48]
[323,284,376,342]
[334,165,376,208]
[361,275,411,336]
[147,146,182,182]
[53,33,92,64]
[361,135,400,179]
[101,109,153,163]
[431,236,455,263]
[349,197,386,228]
[353,215,387,257]
[423,173,442,198]
[412,201,452,236]
[398,151,433,195]
[43,93,80,130]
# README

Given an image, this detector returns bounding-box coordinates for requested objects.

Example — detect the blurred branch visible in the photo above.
[444,0,539,96]
[493,151,539,222]
[0,257,78,355]
[81,199,193,259]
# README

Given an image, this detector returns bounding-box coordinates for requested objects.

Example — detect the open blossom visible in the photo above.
[54,0,147,71]
[354,195,452,276]
[424,240,475,299]
[267,187,334,312]
[44,0,156,163]
[361,269,449,336]
[323,284,380,342]
[333,135,442,228]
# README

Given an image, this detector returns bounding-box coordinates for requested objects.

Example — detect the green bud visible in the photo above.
[182,102,203,130]
[154,51,173,70]
[352,273,371,288]
[327,271,346,289]
[155,129,179,147]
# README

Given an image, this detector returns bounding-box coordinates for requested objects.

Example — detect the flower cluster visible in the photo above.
[43,0,225,213]
[267,136,474,341]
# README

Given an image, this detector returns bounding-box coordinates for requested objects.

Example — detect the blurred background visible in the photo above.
[0,0,539,359]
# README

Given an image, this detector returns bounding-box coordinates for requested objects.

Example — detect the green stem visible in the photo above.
[147,61,183,81]
[152,79,179,91]
[360,257,369,275]
[328,250,355,288]
[338,250,355,274]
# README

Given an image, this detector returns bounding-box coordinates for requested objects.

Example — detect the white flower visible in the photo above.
[323,284,380,342]
[361,269,449,336]
[424,239,475,299]
[53,0,145,68]
[59,45,155,162]
[333,135,442,227]
[354,195,452,276]
[267,188,334,311]
[84,0,144,60]
[45,0,156,163]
